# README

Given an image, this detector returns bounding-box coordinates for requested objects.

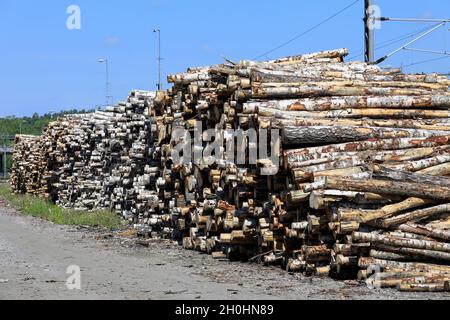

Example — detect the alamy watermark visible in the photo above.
[171,122,281,175]
[66,265,81,290]
[367,5,382,30]
[66,5,81,30]
[366,264,382,289]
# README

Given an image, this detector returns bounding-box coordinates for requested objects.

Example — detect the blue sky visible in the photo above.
[0,0,449,117]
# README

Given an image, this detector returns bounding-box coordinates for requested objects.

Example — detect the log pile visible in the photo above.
[151,48,450,292]
[10,91,168,234]
[10,135,46,195]
[10,48,450,292]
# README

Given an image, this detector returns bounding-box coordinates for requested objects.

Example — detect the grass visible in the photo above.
[0,183,124,230]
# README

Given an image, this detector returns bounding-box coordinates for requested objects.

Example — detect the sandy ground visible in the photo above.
[1,198,450,300]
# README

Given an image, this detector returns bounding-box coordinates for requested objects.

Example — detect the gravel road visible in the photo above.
[1,198,449,300]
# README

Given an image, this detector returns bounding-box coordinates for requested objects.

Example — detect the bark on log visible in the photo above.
[397,223,450,242]
[282,126,447,146]
[384,153,450,172]
[381,203,450,227]
[285,136,450,164]
[371,244,450,262]
[266,117,450,131]
[397,283,449,292]
[369,249,418,261]
[353,232,450,253]
[245,95,450,112]
[254,106,449,119]
[372,165,450,187]
[325,177,450,200]
[358,257,450,273]
[355,197,432,223]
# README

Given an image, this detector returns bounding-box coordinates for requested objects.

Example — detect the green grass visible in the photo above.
[0,183,124,230]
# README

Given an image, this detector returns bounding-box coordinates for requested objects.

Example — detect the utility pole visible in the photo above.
[98,58,110,107]
[153,28,162,91]
[2,141,6,178]
[364,0,375,63]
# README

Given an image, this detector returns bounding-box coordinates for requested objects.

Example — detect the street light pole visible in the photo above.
[98,58,110,107]
[153,28,162,91]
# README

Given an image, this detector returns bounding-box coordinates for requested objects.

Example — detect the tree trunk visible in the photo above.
[397,283,449,292]
[356,197,432,223]
[265,117,450,131]
[353,232,450,253]
[245,95,450,112]
[285,136,450,164]
[254,106,449,119]
[371,243,450,262]
[397,223,450,242]
[381,203,450,227]
[283,126,448,146]
[358,257,450,273]
[325,177,450,200]
[372,165,450,187]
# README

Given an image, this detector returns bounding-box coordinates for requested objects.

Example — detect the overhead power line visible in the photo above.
[403,48,450,56]
[347,24,439,60]
[254,0,362,60]
[373,21,447,64]
[402,55,450,68]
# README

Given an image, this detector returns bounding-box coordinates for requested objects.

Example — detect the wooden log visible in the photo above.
[254,106,449,119]
[369,249,417,261]
[283,126,448,146]
[291,157,365,176]
[325,177,450,200]
[285,136,450,164]
[397,223,450,242]
[371,244,450,262]
[381,203,450,227]
[384,153,450,172]
[268,48,349,63]
[419,162,450,175]
[288,147,448,168]
[369,276,450,289]
[358,257,450,273]
[397,282,449,292]
[247,82,436,100]
[372,165,450,187]
[351,197,432,223]
[245,95,450,111]
[353,232,450,253]
[334,243,371,256]
[266,117,450,131]
[256,79,448,91]
[249,67,445,84]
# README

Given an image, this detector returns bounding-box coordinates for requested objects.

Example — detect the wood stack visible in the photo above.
[10,48,450,292]
[150,48,450,291]
[10,135,46,195]
[10,91,168,233]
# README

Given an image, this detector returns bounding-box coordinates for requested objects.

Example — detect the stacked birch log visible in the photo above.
[10,91,168,232]
[10,48,450,292]
[10,135,46,195]
[152,48,450,292]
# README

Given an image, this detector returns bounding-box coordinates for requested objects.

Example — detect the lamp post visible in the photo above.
[153,28,162,91]
[98,58,110,107]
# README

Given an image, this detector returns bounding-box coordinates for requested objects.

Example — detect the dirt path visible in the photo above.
[1,199,449,300]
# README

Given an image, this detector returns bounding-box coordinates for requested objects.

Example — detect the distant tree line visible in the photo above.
[0,109,96,137]
[1,109,96,174]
